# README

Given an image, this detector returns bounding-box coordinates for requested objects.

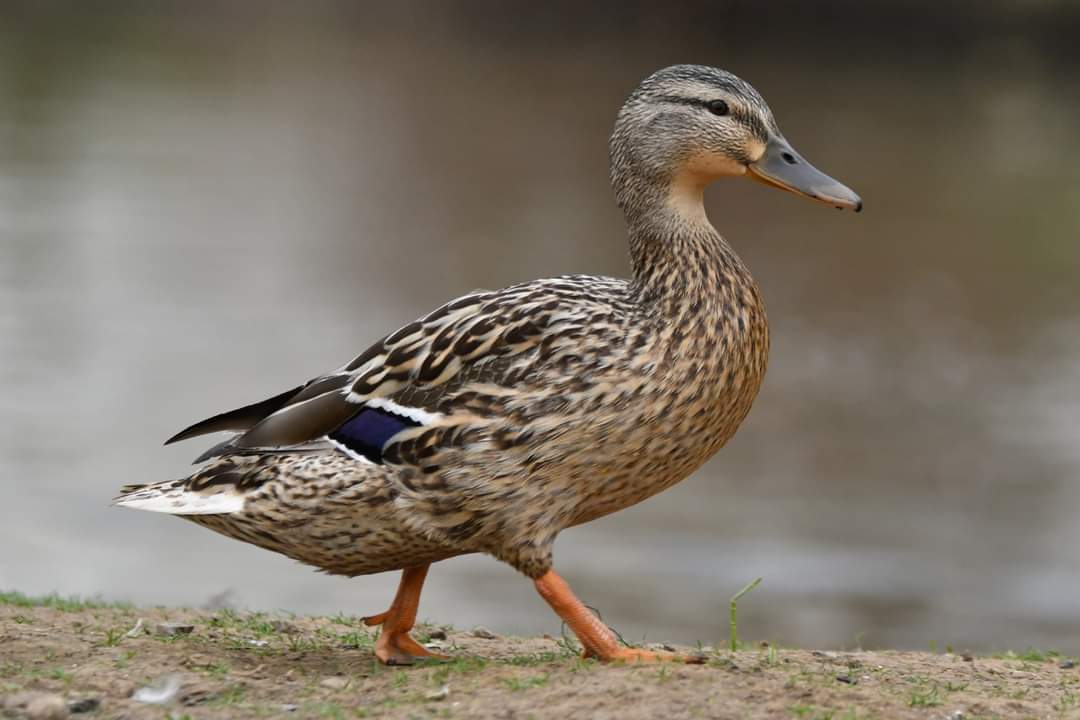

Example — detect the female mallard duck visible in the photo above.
[115,64,860,664]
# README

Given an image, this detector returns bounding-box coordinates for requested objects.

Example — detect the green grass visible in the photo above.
[430,656,488,685]
[203,661,232,679]
[1055,688,1080,712]
[1009,647,1059,663]
[100,626,126,647]
[46,667,73,682]
[907,684,942,707]
[503,673,550,691]
[338,630,374,650]
[504,650,567,666]
[0,590,131,612]
[113,650,137,670]
[309,702,347,720]
[209,683,247,707]
[0,662,24,679]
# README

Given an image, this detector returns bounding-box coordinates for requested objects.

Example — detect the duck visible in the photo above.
[114,64,861,665]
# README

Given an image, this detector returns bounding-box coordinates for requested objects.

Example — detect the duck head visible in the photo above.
[610,64,862,217]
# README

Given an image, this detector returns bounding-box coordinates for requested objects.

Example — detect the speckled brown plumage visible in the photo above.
[115,64,860,663]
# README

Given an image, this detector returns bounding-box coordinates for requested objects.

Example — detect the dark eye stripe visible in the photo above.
[657,94,714,110]
[659,94,739,118]
[655,94,770,142]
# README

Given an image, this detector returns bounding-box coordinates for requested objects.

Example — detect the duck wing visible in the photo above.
[167,280,608,466]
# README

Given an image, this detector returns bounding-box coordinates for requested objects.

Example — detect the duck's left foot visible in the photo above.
[375,630,448,665]
[363,564,447,665]
[535,569,705,664]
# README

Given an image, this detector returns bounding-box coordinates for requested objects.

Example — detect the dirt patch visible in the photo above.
[2,595,1078,719]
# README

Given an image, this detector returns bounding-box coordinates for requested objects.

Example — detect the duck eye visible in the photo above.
[706,99,729,116]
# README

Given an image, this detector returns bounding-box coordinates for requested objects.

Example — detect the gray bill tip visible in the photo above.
[749,136,862,212]
[818,183,862,212]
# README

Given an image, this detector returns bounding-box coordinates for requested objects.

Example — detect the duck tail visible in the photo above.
[112,478,246,515]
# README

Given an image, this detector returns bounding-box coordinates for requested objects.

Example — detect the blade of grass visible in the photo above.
[729,577,762,652]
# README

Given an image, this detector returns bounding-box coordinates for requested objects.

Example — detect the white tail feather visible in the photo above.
[113,481,247,515]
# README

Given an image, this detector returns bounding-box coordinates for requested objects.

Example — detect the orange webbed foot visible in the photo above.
[364,565,449,665]
[535,569,706,665]
[374,630,449,665]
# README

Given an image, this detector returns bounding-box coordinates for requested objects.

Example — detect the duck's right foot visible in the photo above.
[534,569,706,664]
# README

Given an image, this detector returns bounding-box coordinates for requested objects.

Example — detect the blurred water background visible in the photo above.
[2,1,1079,653]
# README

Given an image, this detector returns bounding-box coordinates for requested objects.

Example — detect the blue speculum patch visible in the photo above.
[329,406,421,462]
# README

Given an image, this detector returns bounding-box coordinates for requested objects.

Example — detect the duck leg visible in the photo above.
[534,569,701,663]
[362,564,446,665]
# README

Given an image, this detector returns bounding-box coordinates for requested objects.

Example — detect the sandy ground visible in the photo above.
[2,594,1078,720]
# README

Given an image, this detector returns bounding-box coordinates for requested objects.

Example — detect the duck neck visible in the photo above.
[615,168,745,306]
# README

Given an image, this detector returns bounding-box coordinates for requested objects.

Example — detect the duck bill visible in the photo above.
[748,137,862,212]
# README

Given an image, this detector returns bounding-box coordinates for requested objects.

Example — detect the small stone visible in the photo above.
[836,674,857,685]
[133,674,182,704]
[155,623,194,637]
[424,685,450,702]
[247,639,269,647]
[427,628,447,640]
[471,627,497,639]
[280,704,299,712]
[320,676,350,690]
[1060,659,1077,669]
[66,698,100,714]
[961,654,975,662]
